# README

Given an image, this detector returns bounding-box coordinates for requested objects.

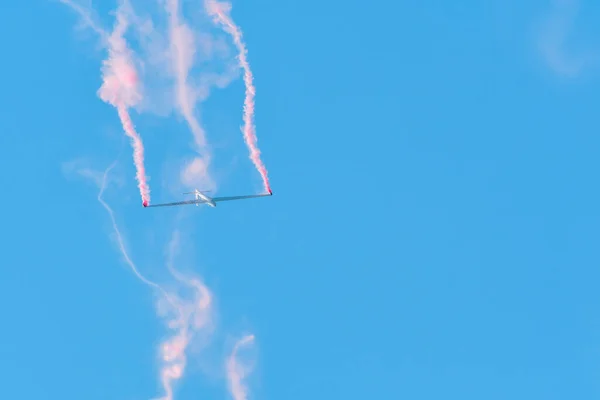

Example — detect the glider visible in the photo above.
[143,188,272,208]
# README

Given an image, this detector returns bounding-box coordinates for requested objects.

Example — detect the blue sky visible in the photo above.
[1,0,600,398]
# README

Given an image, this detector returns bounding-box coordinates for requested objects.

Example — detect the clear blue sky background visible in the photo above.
[1,0,600,399]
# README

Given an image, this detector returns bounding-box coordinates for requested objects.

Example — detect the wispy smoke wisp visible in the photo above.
[226,334,256,400]
[536,0,598,77]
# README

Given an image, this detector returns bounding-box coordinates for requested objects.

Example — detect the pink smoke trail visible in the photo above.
[156,276,212,400]
[97,163,212,400]
[98,8,151,206]
[226,334,256,400]
[97,164,184,400]
[154,232,214,400]
[204,0,271,194]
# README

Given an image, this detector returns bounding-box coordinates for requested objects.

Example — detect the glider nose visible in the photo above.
[143,200,148,207]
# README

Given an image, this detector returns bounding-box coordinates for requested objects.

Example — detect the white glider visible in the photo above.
[144,188,272,208]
